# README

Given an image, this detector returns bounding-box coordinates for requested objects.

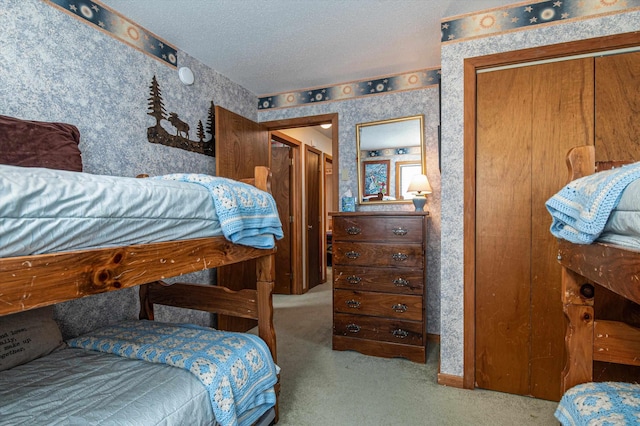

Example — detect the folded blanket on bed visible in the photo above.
[555,382,640,426]
[545,162,640,244]
[67,320,278,426]
[153,174,283,249]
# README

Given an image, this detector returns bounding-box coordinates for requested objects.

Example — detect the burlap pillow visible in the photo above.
[0,307,65,371]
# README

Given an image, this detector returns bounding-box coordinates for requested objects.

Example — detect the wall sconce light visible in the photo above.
[407,174,432,211]
[178,67,195,85]
[320,123,332,129]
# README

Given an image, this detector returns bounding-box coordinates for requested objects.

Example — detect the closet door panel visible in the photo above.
[595,51,640,163]
[529,59,594,401]
[476,66,533,396]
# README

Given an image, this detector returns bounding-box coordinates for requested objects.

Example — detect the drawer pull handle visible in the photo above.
[392,329,409,339]
[392,303,408,313]
[346,226,361,235]
[346,299,361,308]
[392,227,408,236]
[346,251,360,259]
[346,323,361,333]
[347,275,362,284]
[392,253,408,262]
[393,277,409,287]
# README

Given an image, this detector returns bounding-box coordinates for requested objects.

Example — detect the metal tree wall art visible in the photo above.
[146,76,215,157]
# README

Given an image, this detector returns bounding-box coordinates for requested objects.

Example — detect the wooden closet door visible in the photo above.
[529,59,594,401]
[476,58,594,400]
[476,65,533,396]
[595,51,640,162]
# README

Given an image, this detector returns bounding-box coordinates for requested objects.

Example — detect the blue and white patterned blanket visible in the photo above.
[545,162,640,244]
[153,174,283,249]
[556,382,640,425]
[67,320,278,426]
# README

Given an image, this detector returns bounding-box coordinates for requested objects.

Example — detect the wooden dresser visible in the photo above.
[329,211,428,363]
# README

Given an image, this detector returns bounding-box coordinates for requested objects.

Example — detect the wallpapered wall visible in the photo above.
[0,0,258,338]
[258,89,443,335]
[439,10,640,378]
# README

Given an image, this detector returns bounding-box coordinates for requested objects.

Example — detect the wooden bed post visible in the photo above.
[560,267,594,393]
[256,254,277,364]
[559,145,596,394]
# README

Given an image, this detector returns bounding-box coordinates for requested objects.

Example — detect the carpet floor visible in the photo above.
[262,269,559,425]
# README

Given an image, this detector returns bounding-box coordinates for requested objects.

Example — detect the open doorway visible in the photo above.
[264,114,338,294]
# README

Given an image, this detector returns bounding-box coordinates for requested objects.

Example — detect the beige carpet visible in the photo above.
[262,269,558,425]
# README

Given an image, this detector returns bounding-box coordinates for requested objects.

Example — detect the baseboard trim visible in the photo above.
[427,333,440,342]
[437,372,464,388]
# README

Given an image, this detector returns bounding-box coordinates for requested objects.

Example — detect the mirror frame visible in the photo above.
[356,115,425,205]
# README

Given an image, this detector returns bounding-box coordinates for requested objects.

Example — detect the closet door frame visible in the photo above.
[460,31,640,391]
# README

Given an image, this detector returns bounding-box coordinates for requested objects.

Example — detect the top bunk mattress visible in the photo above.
[597,178,640,250]
[0,165,282,257]
[546,161,640,250]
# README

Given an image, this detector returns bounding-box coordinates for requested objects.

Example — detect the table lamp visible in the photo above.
[407,174,432,211]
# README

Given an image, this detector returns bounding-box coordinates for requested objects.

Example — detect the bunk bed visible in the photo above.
[546,145,640,425]
[0,115,282,425]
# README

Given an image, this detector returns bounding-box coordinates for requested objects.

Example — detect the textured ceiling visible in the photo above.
[101,0,524,96]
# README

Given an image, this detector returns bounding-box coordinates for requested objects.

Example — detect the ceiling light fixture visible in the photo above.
[320,123,332,129]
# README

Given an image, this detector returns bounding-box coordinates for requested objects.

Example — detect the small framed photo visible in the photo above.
[362,160,390,197]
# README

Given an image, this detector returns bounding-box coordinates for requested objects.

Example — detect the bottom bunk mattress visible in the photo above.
[0,321,278,426]
[555,382,640,426]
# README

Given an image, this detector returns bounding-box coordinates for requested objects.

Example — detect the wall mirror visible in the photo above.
[356,115,425,204]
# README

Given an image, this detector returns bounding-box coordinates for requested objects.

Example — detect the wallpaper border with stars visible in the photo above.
[441,0,640,43]
[45,0,178,68]
[257,68,441,110]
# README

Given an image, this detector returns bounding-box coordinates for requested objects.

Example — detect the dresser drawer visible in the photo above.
[333,243,423,268]
[333,266,424,295]
[334,289,423,321]
[334,313,424,345]
[333,216,423,243]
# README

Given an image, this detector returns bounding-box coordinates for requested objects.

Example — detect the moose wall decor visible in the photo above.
[146,75,215,157]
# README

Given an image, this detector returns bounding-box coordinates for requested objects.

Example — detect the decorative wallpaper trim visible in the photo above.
[258,68,441,110]
[44,0,178,68]
[441,0,640,43]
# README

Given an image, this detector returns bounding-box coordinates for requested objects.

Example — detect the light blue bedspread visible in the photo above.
[545,162,640,244]
[556,382,640,425]
[67,320,278,426]
[153,174,283,249]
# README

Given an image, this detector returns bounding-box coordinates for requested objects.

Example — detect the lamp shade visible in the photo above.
[407,174,432,195]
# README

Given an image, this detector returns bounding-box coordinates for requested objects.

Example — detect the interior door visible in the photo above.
[271,142,293,294]
[475,58,594,400]
[215,106,269,331]
[305,146,322,290]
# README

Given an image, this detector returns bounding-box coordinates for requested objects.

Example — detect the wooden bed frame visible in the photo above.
[0,165,279,421]
[559,145,640,394]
